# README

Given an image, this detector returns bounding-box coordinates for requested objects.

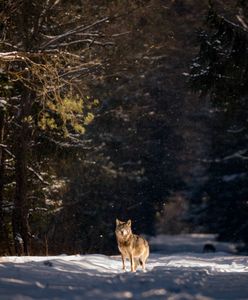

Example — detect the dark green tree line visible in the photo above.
[189,0,248,246]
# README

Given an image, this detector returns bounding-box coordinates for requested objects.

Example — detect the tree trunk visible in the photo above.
[11,0,34,256]
[12,92,31,256]
[44,234,48,256]
[12,132,30,255]
[0,106,6,254]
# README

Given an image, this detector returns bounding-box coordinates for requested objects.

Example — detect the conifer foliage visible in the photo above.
[189,0,248,245]
[0,0,112,255]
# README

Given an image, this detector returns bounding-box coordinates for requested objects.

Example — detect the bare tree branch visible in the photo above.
[40,17,110,49]
[51,39,114,49]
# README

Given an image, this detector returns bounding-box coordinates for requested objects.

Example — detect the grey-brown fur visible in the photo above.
[115,219,149,272]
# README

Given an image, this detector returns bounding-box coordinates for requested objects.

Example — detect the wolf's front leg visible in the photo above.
[121,254,126,271]
[130,254,135,272]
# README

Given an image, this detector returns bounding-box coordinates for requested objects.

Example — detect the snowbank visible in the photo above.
[1,235,248,300]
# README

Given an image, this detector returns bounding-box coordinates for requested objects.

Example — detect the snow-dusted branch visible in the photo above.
[223,149,248,161]
[2,147,49,185]
[40,17,110,49]
[0,52,24,61]
[236,8,248,31]
[27,166,49,185]
[200,149,248,163]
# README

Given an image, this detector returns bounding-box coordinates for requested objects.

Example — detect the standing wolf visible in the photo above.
[115,219,149,272]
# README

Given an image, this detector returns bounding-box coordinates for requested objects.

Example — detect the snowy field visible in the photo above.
[1,235,248,300]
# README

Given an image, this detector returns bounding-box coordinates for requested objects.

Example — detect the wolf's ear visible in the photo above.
[127,219,132,227]
[116,218,120,226]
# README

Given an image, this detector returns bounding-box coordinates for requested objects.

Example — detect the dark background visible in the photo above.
[0,0,248,255]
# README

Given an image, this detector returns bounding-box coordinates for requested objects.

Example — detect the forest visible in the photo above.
[0,0,248,256]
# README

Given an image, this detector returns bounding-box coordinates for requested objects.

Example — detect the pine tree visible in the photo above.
[189,0,248,246]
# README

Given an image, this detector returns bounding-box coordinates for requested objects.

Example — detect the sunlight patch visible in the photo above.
[142,288,167,297]
[113,291,133,298]
[0,278,30,285]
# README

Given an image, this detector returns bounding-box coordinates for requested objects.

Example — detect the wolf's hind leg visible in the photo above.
[134,258,140,270]
[140,249,149,271]
[139,258,146,271]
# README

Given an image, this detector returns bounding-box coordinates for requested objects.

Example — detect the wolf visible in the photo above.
[115,219,149,272]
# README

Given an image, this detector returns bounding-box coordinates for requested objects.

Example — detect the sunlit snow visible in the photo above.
[1,235,248,300]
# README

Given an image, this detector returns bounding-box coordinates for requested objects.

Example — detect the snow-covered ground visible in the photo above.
[1,235,248,300]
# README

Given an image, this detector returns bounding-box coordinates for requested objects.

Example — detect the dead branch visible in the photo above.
[50,39,115,49]
[40,17,110,49]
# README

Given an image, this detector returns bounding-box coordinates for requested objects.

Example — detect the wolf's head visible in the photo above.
[115,219,132,241]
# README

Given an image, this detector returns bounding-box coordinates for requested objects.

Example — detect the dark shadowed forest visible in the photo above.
[0,0,248,256]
